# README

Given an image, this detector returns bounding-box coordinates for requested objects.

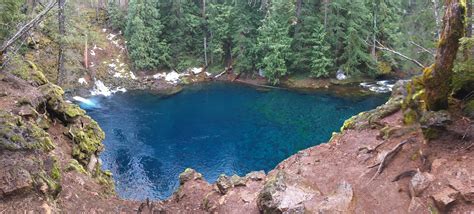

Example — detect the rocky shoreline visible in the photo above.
[1,63,472,213]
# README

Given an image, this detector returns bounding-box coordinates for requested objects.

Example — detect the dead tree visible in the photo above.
[0,0,56,54]
[424,0,467,111]
[57,0,66,85]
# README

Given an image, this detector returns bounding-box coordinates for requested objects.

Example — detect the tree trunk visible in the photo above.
[202,0,208,66]
[324,0,329,28]
[467,0,473,37]
[57,0,66,85]
[432,0,442,39]
[372,2,377,60]
[424,0,466,111]
[293,0,303,36]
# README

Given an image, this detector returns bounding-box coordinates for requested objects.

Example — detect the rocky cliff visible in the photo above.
[0,66,473,213]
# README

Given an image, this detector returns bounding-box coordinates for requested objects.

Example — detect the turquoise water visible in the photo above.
[84,83,388,200]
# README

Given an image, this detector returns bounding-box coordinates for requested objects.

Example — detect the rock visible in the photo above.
[0,167,33,198]
[336,68,347,80]
[230,175,246,187]
[463,99,474,118]
[316,181,354,213]
[257,171,315,214]
[178,168,202,185]
[431,187,459,211]
[217,175,233,194]
[87,154,98,173]
[448,178,474,202]
[420,110,452,140]
[409,170,434,197]
[246,171,266,181]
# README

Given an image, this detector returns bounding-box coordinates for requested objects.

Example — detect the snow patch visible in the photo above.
[191,67,203,74]
[91,80,112,96]
[165,71,181,84]
[130,72,137,80]
[78,78,88,85]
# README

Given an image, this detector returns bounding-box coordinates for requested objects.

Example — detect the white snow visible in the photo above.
[191,67,203,74]
[102,28,107,32]
[91,80,112,97]
[107,33,116,41]
[153,72,166,79]
[205,72,212,76]
[78,78,88,85]
[113,73,123,78]
[130,72,137,80]
[90,50,96,56]
[165,71,181,84]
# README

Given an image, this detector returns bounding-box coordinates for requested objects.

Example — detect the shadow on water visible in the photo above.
[84,82,389,200]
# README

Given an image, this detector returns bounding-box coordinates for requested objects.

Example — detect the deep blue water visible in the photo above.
[84,83,388,200]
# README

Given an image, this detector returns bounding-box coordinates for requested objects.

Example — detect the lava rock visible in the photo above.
[246,171,266,181]
[0,167,33,198]
[257,171,315,214]
[431,187,460,211]
[420,110,452,140]
[217,175,233,194]
[230,175,246,187]
[315,181,354,213]
[178,168,202,185]
[409,170,434,197]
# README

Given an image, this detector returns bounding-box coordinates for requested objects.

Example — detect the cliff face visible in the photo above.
[0,67,473,213]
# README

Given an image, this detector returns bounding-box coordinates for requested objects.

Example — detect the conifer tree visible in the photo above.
[126,0,170,70]
[257,0,295,84]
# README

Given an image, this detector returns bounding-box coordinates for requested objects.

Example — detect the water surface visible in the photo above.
[84,83,388,200]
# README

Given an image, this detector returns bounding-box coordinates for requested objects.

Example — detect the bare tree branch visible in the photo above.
[0,0,57,53]
[373,40,425,68]
[410,41,435,57]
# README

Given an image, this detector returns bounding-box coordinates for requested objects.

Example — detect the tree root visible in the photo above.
[392,170,417,182]
[369,138,414,182]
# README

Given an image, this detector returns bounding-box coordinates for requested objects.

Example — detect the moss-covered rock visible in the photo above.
[463,100,474,118]
[68,116,105,165]
[66,159,87,174]
[0,110,55,151]
[39,83,86,123]
[420,110,452,140]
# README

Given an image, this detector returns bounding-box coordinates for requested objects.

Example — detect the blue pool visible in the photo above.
[84,83,388,200]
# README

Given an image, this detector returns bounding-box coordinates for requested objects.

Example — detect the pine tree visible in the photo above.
[126,0,170,70]
[309,23,332,78]
[257,0,295,84]
[329,0,374,76]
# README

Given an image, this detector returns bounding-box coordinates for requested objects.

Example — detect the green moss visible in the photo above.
[69,116,105,165]
[37,172,62,198]
[403,109,418,125]
[51,158,61,180]
[66,159,87,174]
[64,104,86,118]
[464,100,474,118]
[0,110,55,152]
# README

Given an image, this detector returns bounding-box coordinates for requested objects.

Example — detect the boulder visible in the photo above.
[246,171,266,181]
[257,171,315,214]
[315,181,354,213]
[431,187,460,211]
[178,168,202,185]
[0,167,33,198]
[420,110,452,140]
[217,175,233,194]
[230,175,246,187]
[409,170,434,197]
[448,177,474,202]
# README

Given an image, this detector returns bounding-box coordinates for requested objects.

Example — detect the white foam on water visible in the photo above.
[360,80,397,93]
[73,96,95,106]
